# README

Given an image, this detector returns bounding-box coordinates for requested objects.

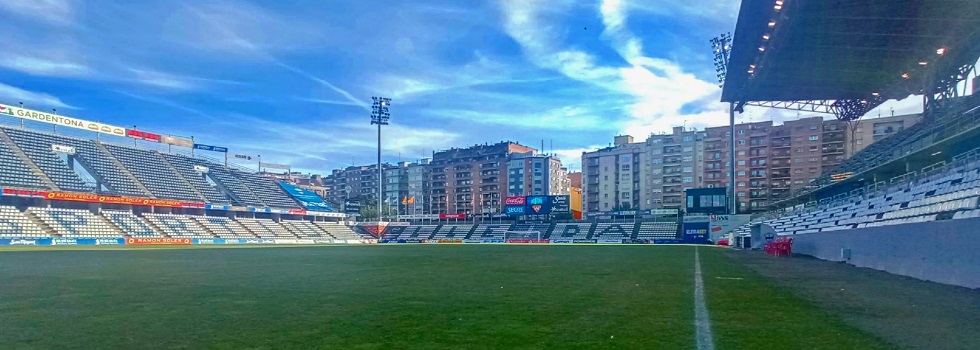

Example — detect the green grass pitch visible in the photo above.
[0,245,889,349]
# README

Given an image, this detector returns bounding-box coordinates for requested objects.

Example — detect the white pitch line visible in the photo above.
[694,247,716,350]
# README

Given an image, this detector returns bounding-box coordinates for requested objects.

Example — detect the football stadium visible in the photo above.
[2,0,980,349]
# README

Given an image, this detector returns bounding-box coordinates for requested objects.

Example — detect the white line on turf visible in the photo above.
[694,247,716,350]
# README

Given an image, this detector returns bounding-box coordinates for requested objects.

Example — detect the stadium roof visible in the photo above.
[721,0,980,105]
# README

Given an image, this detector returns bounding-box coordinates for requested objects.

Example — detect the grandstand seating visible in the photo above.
[102,144,204,201]
[237,218,296,238]
[160,154,232,204]
[409,225,440,239]
[469,223,514,239]
[429,224,473,239]
[0,205,47,237]
[101,210,160,237]
[3,128,149,196]
[194,216,256,238]
[313,222,364,240]
[142,213,213,238]
[0,132,47,190]
[635,222,679,240]
[229,169,299,208]
[591,223,632,239]
[748,153,980,235]
[549,223,594,239]
[27,208,121,237]
[281,220,328,238]
[4,128,94,192]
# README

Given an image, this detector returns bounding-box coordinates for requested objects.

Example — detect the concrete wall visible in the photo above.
[792,218,980,289]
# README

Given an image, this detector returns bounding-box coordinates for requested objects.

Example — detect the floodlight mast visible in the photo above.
[371,97,391,224]
[711,33,737,215]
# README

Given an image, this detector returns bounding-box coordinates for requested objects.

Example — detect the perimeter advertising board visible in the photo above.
[0,103,126,136]
[551,195,570,212]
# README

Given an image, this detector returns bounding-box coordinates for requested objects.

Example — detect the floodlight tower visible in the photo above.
[371,96,391,221]
[711,32,736,215]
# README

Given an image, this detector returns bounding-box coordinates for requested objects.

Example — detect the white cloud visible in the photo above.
[0,0,73,25]
[0,53,90,78]
[553,146,605,172]
[0,83,76,110]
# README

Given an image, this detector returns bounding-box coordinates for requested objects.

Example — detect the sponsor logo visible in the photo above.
[504,196,526,206]
[551,239,573,244]
[127,237,192,245]
[10,239,37,245]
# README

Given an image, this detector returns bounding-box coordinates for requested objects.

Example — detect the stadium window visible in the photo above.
[683,177,693,183]
[737,140,746,145]
[683,136,692,142]
[621,165,630,171]
[808,136,819,141]
[737,171,746,176]
[683,167,693,173]
[738,129,746,135]
[737,182,745,187]
[737,160,746,166]
[737,192,745,197]
[809,125,818,130]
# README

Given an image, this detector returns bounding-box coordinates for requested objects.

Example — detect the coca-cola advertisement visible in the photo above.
[504,196,526,206]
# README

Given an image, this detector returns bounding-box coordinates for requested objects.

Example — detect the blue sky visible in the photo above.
[0,0,926,173]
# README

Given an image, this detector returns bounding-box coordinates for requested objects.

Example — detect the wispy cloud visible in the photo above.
[0,83,77,110]
[0,0,73,26]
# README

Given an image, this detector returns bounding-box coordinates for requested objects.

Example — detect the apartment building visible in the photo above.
[582,135,648,213]
[507,152,570,197]
[646,126,705,209]
[428,142,536,216]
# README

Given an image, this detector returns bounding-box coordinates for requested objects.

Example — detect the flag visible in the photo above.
[407,196,415,204]
[401,196,408,205]
[0,105,14,115]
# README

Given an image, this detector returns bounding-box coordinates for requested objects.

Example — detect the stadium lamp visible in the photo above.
[371,96,391,222]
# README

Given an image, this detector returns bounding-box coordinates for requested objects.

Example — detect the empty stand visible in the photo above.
[636,222,679,239]
[161,154,232,204]
[469,223,514,239]
[0,131,48,189]
[142,213,213,238]
[194,216,256,239]
[429,224,473,239]
[27,208,121,237]
[4,128,93,192]
[281,220,328,238]
[229,169,299,209]
[101,210,160,237]
[102,144,203,201]
[237,218,296,238]
[313,222,365,240]
[0,206,47,237]
[592,223,633,239]
[549,223,594,240]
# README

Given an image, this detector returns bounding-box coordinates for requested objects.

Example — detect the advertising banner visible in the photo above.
[551,195,571,213]
[344,201,361,215]
[192,238,227,245]
[504,206,525,215]
[396,214,439,220]
[480,239,505,244]
[682,221,710,244]
[126,129,161,142]
[573,239,597,244]
[274,239,299,244]
[279,182,333,211]
[51,144,75,155]
[31,191,206,208]
[525,195,551,215]
[505,239,550,244]
[233,154,254,161]
[504,196,526,206]
[0,238,53,245]
[436,239,463,244]
[50,238,125,245]
[260,162,290,170]
[193,165,209,173]
[462,239,482,244]
[550,239,573,244]
[161,135,194,148]
[193,144,228,153]
[403,238,424,243]
[597,239,624,244]
[126,237,192,245]
[439,213,466,220]
[0,103,126,136]
[307,211,345,218]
